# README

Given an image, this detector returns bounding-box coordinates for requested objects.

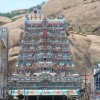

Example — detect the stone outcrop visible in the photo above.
[68,34,100,74]
[0,16,12,26]
[43,0,100,35]
[1,17,24,73]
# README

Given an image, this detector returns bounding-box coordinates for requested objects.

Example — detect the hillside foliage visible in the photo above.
[0,1,45,18]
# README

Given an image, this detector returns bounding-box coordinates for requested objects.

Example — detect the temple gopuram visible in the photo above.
[8,14,81,100]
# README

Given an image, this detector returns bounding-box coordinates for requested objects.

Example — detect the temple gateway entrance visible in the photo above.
[18,95,69,100]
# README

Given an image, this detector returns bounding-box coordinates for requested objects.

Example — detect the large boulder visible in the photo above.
[68,34,100,74]
[43,0,100,35]
[8,28,23,48]
[87,35,100,65]
[2,17,24,48]
[0,16,12,26]
[9,46,20,73]
[3,17,24,29]
[1,17,24,73]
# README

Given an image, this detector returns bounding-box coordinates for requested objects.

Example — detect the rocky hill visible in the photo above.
[43,0,100,35]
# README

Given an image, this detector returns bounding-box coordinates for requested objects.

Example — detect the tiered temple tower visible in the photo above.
[8,15,80,98]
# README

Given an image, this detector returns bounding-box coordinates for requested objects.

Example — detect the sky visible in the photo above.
[0,0,48,13]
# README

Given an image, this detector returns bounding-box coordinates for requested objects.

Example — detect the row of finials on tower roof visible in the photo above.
[25,14,65,20]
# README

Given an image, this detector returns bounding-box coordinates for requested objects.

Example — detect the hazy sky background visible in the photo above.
[0,0,48,13]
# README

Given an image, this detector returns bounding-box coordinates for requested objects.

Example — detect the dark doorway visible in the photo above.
[54,96,64,100]
[25,95,68,100]
[39,96,52,100]
[27,96,37,100]
[34,10,37,14]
